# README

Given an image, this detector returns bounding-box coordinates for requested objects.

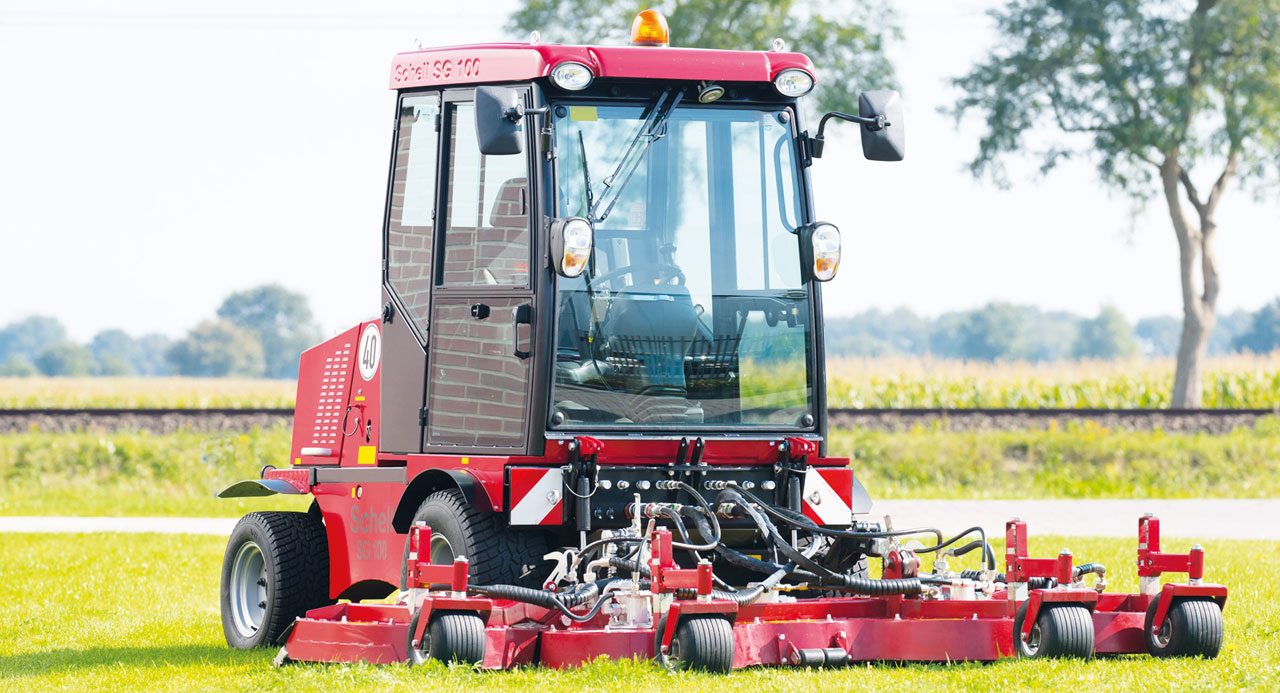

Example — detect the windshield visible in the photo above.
[551,102,813,428]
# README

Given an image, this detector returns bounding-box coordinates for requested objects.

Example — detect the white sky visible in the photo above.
[1,0,1276,341]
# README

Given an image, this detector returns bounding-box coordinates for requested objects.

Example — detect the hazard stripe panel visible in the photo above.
[509,467,564,526]
[801,467,854,527]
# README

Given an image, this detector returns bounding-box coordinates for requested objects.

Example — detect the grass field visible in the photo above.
[2,419,1277,517]
[0,532,1272,691]
[3,352,1279,410]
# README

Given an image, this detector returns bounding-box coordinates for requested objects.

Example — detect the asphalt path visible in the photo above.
[1,499,1276,539]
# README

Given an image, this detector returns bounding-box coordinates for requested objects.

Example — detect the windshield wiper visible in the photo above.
[587,88,684,223]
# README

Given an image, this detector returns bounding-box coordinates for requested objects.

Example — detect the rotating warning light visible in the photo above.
[631,10,670,46]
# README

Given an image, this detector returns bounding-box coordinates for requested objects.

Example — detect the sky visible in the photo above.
[0,0,1276,342]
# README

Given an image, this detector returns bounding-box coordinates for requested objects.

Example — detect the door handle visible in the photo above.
[512,304,533,359]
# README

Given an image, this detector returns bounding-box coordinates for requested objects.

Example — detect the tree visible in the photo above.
[89,329,139,376]
[0,316,67,363]
[0,355,36,377]
[951,1,1280,406]
[1233,298,1280,353]
[1074,306,1140,359]
[134,334,173,376]
[166,321,266,377]
[34,342,96,376]
[216,285,321,379]
[506,0,899,114]
[959,302,1027,361]
[1135,315,1182,356]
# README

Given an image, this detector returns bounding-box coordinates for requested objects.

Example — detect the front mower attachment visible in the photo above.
[276,515,1226,669]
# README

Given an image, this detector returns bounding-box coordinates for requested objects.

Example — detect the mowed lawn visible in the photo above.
[0,532,1274,691]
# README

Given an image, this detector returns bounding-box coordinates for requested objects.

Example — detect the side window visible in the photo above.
[441,102,530,286]
[387,94,440,337]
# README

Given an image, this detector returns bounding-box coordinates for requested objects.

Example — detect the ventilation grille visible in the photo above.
[309,343,352,447]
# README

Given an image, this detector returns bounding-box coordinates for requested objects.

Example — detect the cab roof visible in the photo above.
[389,43,816,91]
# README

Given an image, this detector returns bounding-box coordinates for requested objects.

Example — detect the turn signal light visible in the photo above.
[631,10,670,46]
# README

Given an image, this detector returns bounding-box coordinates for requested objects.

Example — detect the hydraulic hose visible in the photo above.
[1074,563,1106,580]
[718,490,835,580]
[726,483,945,545]
[912,526,997,570]
[821,574,924,596]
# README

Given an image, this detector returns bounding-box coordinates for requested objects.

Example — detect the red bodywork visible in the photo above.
[389,43,816,90]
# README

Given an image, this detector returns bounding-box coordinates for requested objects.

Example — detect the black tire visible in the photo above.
[406,609,486,665]
[399,489,550,590]
[1144,595,1223,658]
[1012,601,1094,659]
[221,511,329,649]
[668,616,734,672]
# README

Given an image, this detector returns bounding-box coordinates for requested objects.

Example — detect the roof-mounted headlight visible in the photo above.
[550,62,594,91]
[773,68,815,98]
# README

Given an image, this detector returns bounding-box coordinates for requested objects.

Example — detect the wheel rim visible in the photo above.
[1023,622,1043,656]
[230,540,268,638]
[430,533,455,565]
[1155,617,1173,647]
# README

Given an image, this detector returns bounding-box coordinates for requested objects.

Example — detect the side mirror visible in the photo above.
[549,217,594,278]
[858,90,905,162]
[475,85,524,155]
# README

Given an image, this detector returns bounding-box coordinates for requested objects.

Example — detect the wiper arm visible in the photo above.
[577,130,594,213]
[588,88,684,223]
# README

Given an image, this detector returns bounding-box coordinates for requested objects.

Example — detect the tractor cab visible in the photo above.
[377,23,903,456]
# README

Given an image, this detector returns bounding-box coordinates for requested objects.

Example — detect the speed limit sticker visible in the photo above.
[358,324,380,381]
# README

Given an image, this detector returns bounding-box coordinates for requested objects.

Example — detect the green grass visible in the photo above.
[0,377,294,409]
[0,532,1273,691]
[2,420,1278,517]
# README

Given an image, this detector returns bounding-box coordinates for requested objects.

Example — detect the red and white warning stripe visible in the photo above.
[509,467,564,526]
[801,467,854,527]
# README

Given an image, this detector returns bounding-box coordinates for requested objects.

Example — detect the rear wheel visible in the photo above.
[399,489,550,589]
[1012,601,1094,659]
[221,511,328,649]
[1144,595,1223,658]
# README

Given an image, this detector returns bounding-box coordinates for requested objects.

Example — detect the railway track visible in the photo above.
[2,407,1275,434]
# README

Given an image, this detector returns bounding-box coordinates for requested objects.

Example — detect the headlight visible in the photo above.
[800,222,840,282]
[773,68,815,98]
[550,62,594,91]
[551,217,594,278]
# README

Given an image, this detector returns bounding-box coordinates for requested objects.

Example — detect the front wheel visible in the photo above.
[220,511,329,649]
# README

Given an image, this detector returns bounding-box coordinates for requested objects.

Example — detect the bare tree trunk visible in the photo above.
[1160,147,1235,408]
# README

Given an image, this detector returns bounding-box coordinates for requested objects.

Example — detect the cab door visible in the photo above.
[381,93,441,453]
[423,92,536,452]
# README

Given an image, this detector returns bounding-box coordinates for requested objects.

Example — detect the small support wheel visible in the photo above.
[668,616,734,673]
[1012,602,1094,659]
[1144,595,1223,658]
[406,610,486,665]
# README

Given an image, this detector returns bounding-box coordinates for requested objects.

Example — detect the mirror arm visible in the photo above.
[503,104,551,122]
[808,111,891,159]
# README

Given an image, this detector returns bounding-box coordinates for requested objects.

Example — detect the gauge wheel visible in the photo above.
[1144,595,1223,658]
[407,609,486,665]
[1012,601,1094,659]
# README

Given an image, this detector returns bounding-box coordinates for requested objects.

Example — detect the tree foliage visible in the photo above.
[217,284,321,379]
[166,321,265,378]
[950,0,1280,405]
[1074,306,1139,359]
[506,0,899,113]
[1234,298,1280,353]
[0,316,67,364]
[34,342,96,377]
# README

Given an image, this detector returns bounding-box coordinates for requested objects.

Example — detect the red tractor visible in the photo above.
[217,11,1226,671]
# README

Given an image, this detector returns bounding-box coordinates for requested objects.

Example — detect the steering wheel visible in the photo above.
[584,263,685,291]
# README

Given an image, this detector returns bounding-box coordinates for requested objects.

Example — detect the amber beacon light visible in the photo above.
[631,10,670,46]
